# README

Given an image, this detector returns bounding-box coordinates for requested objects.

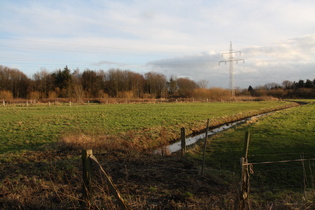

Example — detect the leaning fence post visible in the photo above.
[89,154,129,209]
[201,119,210,176]
[82,149,93,207]
[238,131,251,210]
[181,127,186,156]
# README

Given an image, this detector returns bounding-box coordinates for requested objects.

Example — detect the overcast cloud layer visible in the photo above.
[1,0,315,88]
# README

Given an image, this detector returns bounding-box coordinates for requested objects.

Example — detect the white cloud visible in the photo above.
[2,0,315,49]
[243,35,315,63]
[1,0,315,88]
[147,35,315,88]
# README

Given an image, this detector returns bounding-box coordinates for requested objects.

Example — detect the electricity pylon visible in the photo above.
[219,42,244,96]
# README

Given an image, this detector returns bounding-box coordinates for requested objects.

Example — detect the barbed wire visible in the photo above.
[244,158,315,166]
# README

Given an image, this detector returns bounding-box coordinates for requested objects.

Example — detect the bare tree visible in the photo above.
[105,69,124,97]
[127,71,145,98]
[176,77,199,97]
[33,69,52,98]
[0,65,29,98]
[144,72,167,98]
[167,77,177,97]
[282,80,293,89]
[71,68,84,100]
[197,80,208,89]
[264,82,280,90]
[81,69,103,98]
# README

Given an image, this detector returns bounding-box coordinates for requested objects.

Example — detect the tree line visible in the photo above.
[1,65,315,100]
[248,79,315,98]
[0,65,202,100]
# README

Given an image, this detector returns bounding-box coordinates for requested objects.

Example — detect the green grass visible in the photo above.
[285,99,315,103]
[0,101,293,154]
[199,103,315,166]
[191,103,315,204]
[0,101,308,209]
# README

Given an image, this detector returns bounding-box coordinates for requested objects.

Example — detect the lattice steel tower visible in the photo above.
[219,42,244,96]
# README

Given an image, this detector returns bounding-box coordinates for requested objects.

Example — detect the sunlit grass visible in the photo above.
[0,101,294,154]
[190,103,315,204]
[200,104,315,164]
[0,101,305,209]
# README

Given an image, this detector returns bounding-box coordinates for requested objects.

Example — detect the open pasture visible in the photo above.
[192,102,315,207]
[0,100,301,209]
[0,101,294,154]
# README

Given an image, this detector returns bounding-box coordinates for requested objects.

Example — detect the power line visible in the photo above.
[219,42,244,96]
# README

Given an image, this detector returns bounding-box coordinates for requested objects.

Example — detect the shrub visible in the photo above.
[192,88,231,100]
[29,91,40,100]
[48,91,57,99]
[0,90,13,100]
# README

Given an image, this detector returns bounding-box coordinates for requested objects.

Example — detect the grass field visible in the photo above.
[0,100,305,209]
[0,101,294,154]
[190,102,315,207]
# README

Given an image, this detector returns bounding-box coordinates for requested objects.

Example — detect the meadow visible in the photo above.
[190,102,315,208]
[0,100,304,209]
[0,101,294,154]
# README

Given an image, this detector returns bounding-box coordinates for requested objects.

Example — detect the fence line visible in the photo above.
[244,158,315,166]
[238,131,315,209]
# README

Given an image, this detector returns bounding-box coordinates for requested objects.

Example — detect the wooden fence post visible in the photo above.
[238,131,251,210]
[81,149,129,209]
[82,149,93,208]
[181,127,186,156]
[244,131,250,160]
[201,119,210,177]
[89,154,129,210]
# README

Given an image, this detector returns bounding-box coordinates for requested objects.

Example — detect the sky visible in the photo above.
[1,0,315,89]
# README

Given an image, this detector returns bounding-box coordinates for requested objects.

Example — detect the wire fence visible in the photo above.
[236,132,315,210]
[248,156,315,191]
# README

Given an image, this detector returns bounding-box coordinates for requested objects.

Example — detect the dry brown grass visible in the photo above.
[57,127,173,153]
[58,133,137,152]
[192,88,231,101]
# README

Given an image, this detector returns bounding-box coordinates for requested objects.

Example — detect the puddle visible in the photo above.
[154,112,271,155]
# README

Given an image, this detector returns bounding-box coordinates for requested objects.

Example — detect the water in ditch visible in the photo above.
[154,112,271,155]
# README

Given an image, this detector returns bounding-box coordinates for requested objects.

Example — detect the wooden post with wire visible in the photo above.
[81,149,93,208]
[81,149,129,209]
[89,154,129,210]
[237,131,251,210]
[201,119,210,177]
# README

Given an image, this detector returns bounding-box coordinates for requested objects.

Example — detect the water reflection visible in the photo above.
[154,113,270,155]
